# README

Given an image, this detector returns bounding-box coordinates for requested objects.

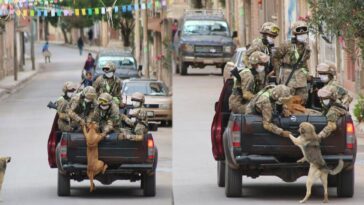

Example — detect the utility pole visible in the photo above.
[142,0,149,78]
[13,15,18,81]
[134,0,141,63]
[31,17,35,71]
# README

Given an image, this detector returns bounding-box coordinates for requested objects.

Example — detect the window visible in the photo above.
[97,56,136,70]
[182,20,230,36]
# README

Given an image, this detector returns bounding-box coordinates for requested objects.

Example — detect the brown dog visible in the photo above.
[0,156,11,200]
[288,122,343,203]
[82,122,108,192]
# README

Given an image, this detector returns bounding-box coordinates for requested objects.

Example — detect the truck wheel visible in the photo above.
[225,163,242,197]
[217,160,225,187]
[337,168,354,197]
[181,62,188,76]
[143,173,156,197]
[57,171,70,196]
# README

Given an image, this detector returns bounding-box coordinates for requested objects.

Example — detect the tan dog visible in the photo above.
[0,156,11,201]
[288,122,343,203]
[82,122,108,192]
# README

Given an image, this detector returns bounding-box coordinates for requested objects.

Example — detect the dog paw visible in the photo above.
[297,158,305,163]
[299,199,306,203]
[323,198,329,203]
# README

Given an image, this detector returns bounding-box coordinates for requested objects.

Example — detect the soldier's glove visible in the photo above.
[230,67,241,81]
[280,130,292,138]
[242,91,255,101]
[101,132,108,139]
[79,119,86,126]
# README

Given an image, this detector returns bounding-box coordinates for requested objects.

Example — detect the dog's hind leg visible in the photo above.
[87,170,95,192]
[320,173,329,203]
[300,166,315,203]
[102,163,108,174]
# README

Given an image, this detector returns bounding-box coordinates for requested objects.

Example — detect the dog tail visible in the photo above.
[328,159,344,175]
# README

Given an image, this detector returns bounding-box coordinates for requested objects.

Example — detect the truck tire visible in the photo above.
[143,173,156,197]
[225,163,242,197]
[181,62,188,76]
[217,160,225,187]
[57,171,70,196]
[337,168,354,197]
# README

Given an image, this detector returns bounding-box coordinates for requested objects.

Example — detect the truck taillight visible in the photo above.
[346,122,355,149]
[147,138,155,160]
[231,121,241,148]
[60,137,68,160]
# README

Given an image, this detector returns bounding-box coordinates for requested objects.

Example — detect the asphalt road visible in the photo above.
[172,66,364,205]
[0,44,172,204]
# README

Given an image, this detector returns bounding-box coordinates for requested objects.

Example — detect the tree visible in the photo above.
[308,0,364,93]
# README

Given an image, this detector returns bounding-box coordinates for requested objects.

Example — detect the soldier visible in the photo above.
[229,51,270,114]
[273,20,311,104]
[93,63,122,106]
[245,22,280,84]
[121,92,148,135]
[92,93,120,137]
[56,81,77,132]
[246,84,293,138]
[68,86,97,127]
[315,63,353,139]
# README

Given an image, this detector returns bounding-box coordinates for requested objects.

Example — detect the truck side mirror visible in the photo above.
[232,31,238,38]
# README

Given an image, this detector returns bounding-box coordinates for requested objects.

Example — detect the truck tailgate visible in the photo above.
[239,114,347,158]
[64,133,147,165]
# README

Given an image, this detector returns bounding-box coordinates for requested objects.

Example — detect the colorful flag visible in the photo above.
[101,7,105,14]
[75,9,79,16]
[127,5,132,11]
[134,4,139,11]
[122,5,126,13]
[141,3,146,10]
[81,8,86,16]
[95,7,99,15]
[114,6,118,13]
[88,8,92,15]
[30,9,34,16]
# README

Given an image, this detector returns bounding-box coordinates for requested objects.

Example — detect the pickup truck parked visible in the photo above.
[47,114,158,197]
[211,78,356,198]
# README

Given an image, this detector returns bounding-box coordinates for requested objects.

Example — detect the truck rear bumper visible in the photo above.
[182,56,230,64]
[61,163,154,173]
[235,154,354,167]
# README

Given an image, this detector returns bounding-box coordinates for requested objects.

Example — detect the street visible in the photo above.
[172,67,364,205]
[0,44,172,204]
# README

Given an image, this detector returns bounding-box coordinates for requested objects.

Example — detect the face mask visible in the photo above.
[84,98,92,103]
[66,92,75,98]
[100,105,110,110]
[319,74,329,83]
[132,101,141,108]
[105,72,114,78]
[296,34,308,43]
[267,36,275,45]
[256,65,265,73]
[322,99,331,106]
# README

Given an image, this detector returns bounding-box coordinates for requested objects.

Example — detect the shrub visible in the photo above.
[353,95,364,123]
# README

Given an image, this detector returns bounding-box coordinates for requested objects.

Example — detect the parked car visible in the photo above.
[211,78,356,197]
[174,9,235,75]
[122,79,172,126]
[94,49,141,80]
[222,47,246,82]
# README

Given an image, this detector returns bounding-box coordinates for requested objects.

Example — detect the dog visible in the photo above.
[82,122,108,192]
[0,156,11,201]
[288,122,344,203]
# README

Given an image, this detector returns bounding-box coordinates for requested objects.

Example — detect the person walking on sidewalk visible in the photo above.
[42,41,51,63]
[77,37,84,56]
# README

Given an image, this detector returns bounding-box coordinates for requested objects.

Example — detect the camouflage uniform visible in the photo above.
[68,86,97,127]
[317,83,352,139]
[229,51,270,113]
[246,85,292,137]
[273,21,311,103]
[92,93,120,135]
[93,63,122,106]
[56,82,77,132]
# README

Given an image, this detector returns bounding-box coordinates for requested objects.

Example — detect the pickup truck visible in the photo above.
[47,114,158,197]
[211,78,356,198]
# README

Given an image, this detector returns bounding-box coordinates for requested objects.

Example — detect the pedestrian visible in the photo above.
[245,84,293,138]
[77,37,84,56]
[232,31,241,49]
[88,29,94,46]
[171,19,178,42]
[273,21,311,104]
[42,41,51,63]
[315,63,353,139]
[81,71,93,87]
[84,53,95,72]
[229,51,270,114]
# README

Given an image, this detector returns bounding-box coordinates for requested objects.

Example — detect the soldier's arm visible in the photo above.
[112,80,122,105]
[121,114,135,126]
[260,102,284,136]
[272,43,289,75]
[68,99,83,123]
[92,77,100,93]
[240,72,255,101]
[56,99,69,120]
[102,120,114,134]
[318,109,338,139]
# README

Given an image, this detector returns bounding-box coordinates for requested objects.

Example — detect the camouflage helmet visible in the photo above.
[131,92,145,103]
[102,62,116,72]
[271,85,292,104]
[98,92,113,105]
[62,81,77,93]
[316,63,336,76]
[317,87,335,100]
[82,86,97,101]
[260,22,280,37]
[249,51,270,65]
[292,21,308,35]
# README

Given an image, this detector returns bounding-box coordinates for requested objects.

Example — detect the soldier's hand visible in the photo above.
[281,130,292,138]
[79,119,86,126]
